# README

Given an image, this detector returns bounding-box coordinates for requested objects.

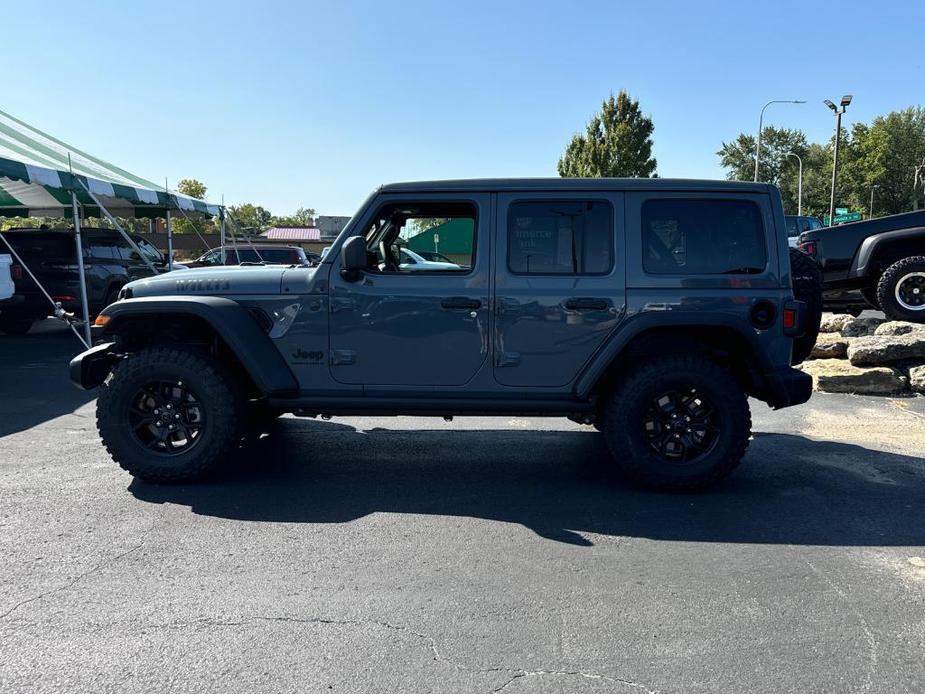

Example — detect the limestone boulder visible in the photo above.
[908,364,925,394]
[800,359,908,395]
[820,313,853,333]
[840,316,886,338]
[847,333,925,366]
[809,333,849,360]
[874,321,925,337]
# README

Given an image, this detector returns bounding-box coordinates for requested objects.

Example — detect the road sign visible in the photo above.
[824,212,864,225]
[835,207,849,215]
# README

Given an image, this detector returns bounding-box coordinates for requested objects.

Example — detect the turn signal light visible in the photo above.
[799,241,817,257]
[94,314,111,327]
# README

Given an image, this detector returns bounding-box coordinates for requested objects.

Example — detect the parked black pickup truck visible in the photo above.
[799,210,925,321]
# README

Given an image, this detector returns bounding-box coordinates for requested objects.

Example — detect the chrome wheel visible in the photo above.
[128,380,206,456]
[895,272,925,312]
[643,387,720,465]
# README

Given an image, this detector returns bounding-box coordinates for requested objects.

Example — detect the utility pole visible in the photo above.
[869,184,879,219]
[824,95,852,225]
[786,152,803,216]
[914,158,925,211]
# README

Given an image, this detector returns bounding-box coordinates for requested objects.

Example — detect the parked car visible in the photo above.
[398,247,461,271]
[72,178,819,491]
[414,250,456,263]
[785,215,824,248]
[799,210,925,321]
[0,254,13,302]
[188,245,310,267]
[0,228,171,335]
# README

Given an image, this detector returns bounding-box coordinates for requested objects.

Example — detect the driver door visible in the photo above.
[328,193,490,388]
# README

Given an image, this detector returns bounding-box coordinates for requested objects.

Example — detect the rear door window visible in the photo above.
[642,199,767,275]
[507,200,613,275]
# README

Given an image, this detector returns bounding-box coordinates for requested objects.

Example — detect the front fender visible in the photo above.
[850,227,925,278]
[85,296,298,396]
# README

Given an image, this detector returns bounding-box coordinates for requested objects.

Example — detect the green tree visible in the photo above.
[717,127,809,214]
[842,107,925,216]
[176,178,207,200]
[228,203,272,235]
[557,91,657,178]
[271,206,317,227]
[170,178,213,237]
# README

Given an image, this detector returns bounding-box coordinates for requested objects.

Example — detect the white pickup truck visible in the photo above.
[0,254,14,302]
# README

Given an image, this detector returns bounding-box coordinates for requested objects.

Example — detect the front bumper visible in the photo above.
[762,367,813,410]
[69,342,118,390]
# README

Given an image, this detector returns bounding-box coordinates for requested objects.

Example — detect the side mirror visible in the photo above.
[340,236,366,282]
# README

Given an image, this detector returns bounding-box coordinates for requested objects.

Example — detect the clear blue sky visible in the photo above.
[5,0,923,215]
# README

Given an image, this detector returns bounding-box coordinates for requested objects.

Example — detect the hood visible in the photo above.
[124,265,300,298]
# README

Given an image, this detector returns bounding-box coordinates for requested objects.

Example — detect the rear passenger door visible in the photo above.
[493,192,625,388]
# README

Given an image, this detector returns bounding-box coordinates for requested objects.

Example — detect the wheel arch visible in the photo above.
[95,296,298,397]
[851,228,925,279]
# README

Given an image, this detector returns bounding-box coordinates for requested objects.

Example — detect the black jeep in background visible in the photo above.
[799,210,925,321]
[0,228,169,335]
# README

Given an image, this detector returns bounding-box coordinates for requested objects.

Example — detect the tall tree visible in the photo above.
[842,107,925,216]
[717,127,809,214]
[558,91,657,178]
[271,206,317,227]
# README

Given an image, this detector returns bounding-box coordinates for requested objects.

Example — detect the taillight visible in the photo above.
[51,295,77,302]
[11,265,22,280]
[799,241,817,257]
[782,299,805,338]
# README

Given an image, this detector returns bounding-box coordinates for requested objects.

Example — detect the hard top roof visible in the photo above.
[379,178,775,194]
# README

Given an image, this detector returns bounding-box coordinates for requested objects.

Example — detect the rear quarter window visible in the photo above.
[642,199,767,275]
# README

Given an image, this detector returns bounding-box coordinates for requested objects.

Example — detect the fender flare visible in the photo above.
[94,296,298,396]
[850,227,925,278]
[574,311,773,399]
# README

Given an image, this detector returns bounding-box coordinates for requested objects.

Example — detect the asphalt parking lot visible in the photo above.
[2,321,924,693]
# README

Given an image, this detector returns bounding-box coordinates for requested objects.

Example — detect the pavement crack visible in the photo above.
[491,669,658,693]
[0,520,156,621]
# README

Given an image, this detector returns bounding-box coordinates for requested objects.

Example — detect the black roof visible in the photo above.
[380,178,775,194]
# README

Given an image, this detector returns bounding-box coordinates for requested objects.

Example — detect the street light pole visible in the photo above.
[754,99,806,182]
[869,184,879,219]
[825,95,852,225]
[786,152,803,216]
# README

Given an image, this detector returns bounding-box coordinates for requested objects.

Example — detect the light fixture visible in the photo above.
[840,94,853,107]
[824,99,837,111]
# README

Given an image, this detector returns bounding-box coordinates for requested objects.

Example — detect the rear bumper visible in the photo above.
[69,342,118,390]
[761,367,813,410]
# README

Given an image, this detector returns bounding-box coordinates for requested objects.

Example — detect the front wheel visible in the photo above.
[96,346,245,482]
[877,256,925,323]
[600,356,751,491]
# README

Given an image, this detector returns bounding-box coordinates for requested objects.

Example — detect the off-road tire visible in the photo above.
[789,247,823,365]
[877,256,925,323]
[600,356,751,491]
[0,317,33,335]
[97,345,244,482]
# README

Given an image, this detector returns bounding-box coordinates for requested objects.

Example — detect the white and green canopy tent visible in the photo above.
[0,108,223,345]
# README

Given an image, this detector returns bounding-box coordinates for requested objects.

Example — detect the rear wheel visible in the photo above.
[600,356,751,491]
[97,345,244,482]
[789,248,823,365]
[0,317,34,336]
[877,256,925,323]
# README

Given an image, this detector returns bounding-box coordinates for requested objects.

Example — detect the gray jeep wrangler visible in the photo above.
[70,179,817,491]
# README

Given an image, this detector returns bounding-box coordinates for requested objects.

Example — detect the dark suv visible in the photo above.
[0,227,168,335]
[72,179,817,491]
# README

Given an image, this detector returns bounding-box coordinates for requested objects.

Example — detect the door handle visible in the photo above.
[441,297,481,310]
[564,298,608,311]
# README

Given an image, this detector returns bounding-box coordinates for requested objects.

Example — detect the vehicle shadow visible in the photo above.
[0,321,93,438]
[130,418,925,547]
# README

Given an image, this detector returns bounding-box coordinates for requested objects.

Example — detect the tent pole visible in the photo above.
[71,192,92,346]
[220,196,226,263]
[165,210,173,271]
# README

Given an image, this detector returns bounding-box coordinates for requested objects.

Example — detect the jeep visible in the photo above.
[70,179,817,490]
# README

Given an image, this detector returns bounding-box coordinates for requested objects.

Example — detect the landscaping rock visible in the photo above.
[874,321,925,337]
[809,333,849,359]
[908,364,925,394]
[847,333,925,366]
[800,359,908,394]
[820,313,853,333]
[840,316,885,338]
